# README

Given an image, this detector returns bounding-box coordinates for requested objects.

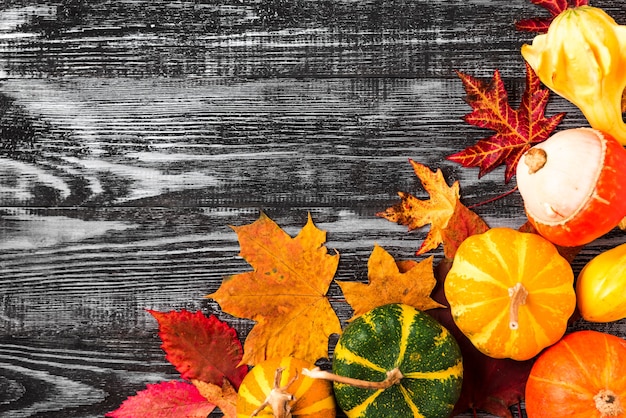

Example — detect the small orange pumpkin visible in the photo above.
[444,227,576,360]
[516,128,626,247]
[525,330,626,418]
[237,357,336,418]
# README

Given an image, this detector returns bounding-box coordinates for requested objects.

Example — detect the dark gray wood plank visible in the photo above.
[2,0,534,78]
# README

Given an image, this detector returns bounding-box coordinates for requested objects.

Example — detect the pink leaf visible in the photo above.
[106,381,216,418]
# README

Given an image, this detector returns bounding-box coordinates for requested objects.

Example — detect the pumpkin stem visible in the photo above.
[523,147,547,174]
[302,367,404,390]
[594,389,624,417]
[250,367,297,418]
[508,283,528,330]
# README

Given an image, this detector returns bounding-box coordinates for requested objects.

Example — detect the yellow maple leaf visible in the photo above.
[379,160,490,259]
[337,244,444,320]
[192,379,237,418]
[378,159,463,255]
[208,213,341,366]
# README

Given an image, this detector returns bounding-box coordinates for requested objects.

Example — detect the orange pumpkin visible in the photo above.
[525,330,626,418]
[516,128,626,247]
[444,227,576,360]
[237,357,336,417]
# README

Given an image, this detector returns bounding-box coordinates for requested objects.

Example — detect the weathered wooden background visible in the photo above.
[1,1,626,417]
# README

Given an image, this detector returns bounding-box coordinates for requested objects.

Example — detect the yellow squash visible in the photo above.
[577,242,626,322]
[521,6,626,145]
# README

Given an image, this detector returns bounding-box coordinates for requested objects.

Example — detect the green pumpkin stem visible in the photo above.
[302,367,403,390]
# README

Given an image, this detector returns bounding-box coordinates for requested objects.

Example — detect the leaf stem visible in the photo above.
[467,186,519,209]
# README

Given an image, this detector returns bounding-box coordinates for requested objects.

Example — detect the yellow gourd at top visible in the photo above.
[577,242,626,323]
[521,6,626,145]
[444,228,576,361]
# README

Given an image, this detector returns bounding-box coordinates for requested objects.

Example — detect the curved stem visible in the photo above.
[302,367,403,390]
[251,367,297,418]
[467,186,518,209]
[508,283,528,330]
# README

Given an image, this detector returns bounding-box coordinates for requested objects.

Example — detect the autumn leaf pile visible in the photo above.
[106,1,615,417]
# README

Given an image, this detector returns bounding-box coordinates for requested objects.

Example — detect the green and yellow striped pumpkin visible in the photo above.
[237,356,336,417]
[332,303,463,418]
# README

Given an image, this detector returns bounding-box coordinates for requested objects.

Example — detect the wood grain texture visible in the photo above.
[1,0,625,416]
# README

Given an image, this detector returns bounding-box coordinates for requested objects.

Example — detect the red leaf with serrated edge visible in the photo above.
[516,0,590,32]
[440,202,490,260]
[531,0,570,16]
[447,62,565,182]
[148,310,248,389]
[105,381,216,418]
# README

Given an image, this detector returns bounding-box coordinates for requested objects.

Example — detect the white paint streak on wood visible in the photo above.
[0,362,105,418]
[63,156,221,202]
[0,158,71,201]
[0,213,134,250]
[0,6,56,32]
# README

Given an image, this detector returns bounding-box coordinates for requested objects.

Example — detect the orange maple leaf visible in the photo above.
[337,244,444,320]
[192,379,238,418]
[378,159,459,255]
[208,213,341,366]
[378,160,489,259]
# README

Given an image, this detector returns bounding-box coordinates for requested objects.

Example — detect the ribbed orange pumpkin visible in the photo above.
[444,227,576,360]
[525,330,626,418]
[237,357,336,417]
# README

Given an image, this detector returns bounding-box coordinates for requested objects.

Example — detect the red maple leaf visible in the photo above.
[447,62,565,183]
[516,0,590,32]
[148,310,248,389]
